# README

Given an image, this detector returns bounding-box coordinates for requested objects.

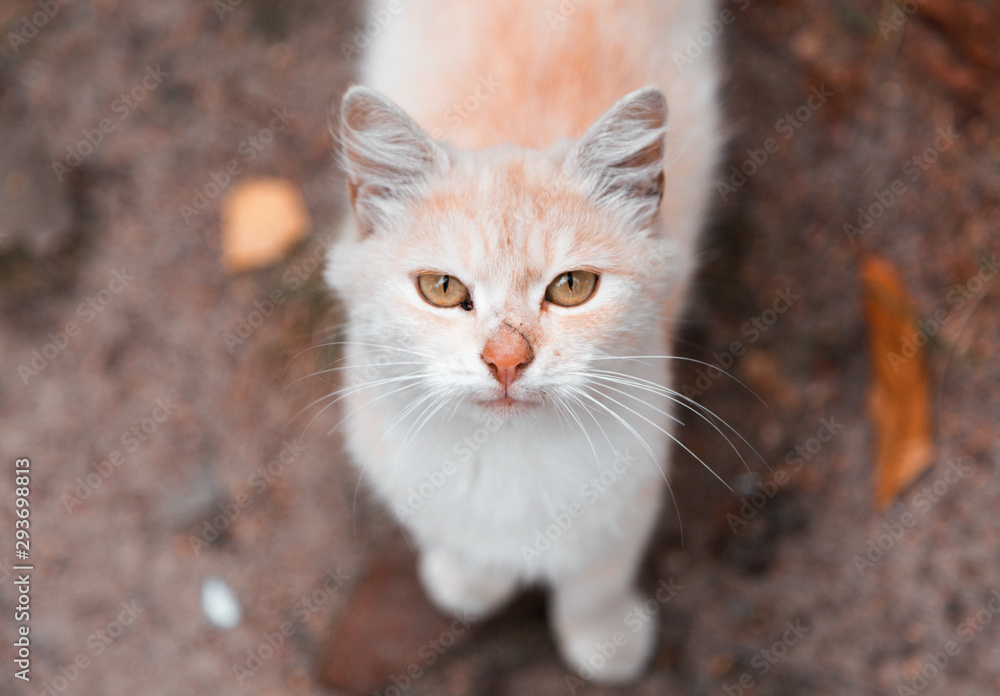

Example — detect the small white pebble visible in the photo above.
[201,577,242,629]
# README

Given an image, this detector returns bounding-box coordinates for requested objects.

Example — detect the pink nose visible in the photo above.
[482,326,534,390]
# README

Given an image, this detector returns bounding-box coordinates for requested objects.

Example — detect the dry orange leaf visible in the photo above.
[221,178,310,273]
[860,253,934,509]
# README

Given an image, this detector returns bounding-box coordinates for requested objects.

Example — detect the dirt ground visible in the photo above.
[1,0,998,695]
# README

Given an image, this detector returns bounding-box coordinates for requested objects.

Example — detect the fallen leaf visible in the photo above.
[860,253,934,509]
[221,177,310,273]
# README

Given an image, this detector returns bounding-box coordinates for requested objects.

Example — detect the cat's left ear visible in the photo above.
[339,85,449,234]
[563,87,667,227]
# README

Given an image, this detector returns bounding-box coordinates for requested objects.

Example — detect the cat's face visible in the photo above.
[327,87,677,419]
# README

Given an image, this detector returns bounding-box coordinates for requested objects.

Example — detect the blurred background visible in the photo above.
[1,0,998,694]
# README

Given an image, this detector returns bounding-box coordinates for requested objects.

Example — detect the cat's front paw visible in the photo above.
[555,590,657,685]
[417,549,517,621]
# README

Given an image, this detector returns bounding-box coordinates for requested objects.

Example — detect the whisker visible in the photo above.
[397,389,455,466]
[589,354,771,411]
[564,385,660,468]
[352,385,451,529]
[283,340,438,374]
[282,373,425,435]
[580,383,732,492]
[300,378,424,440]
[274,361,426,401]
[553,393,602,472]
[549,396,571,440]
[324,380,426,438]
[432,392,469,441]
[315,340,437,359]
[564,385,684,543]
[585,369,768,472]
[578,372,760,475]
[578,376,684,426]
[569,390,640,499]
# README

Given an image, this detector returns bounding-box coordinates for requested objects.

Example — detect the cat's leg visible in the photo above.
[418,547,518,620]
[551,541,656,684]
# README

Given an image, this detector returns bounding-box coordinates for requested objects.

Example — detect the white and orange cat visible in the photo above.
[326,0,720,683]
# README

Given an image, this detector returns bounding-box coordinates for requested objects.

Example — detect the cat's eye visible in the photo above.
[545,270,599,307]
[417,274,473,310]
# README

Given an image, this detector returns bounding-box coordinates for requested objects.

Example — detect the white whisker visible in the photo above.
[352,384,448,529]
[553,393,603,473]
[564,384,684,542]
[282,373,425,435]
[589,354,771,410]
[272,361,427,405]
[395,389,456,471]
[576,371,761,476]
[585,368,768,472]
[579,383,732,492]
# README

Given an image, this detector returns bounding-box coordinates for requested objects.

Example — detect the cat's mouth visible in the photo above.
[476,395,538,413]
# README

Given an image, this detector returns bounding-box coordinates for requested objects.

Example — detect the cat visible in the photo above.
[325,0,721,683]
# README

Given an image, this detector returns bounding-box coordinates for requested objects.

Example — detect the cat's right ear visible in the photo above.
[338,86,449,234]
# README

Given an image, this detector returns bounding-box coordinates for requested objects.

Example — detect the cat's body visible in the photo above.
[326,0,720,682]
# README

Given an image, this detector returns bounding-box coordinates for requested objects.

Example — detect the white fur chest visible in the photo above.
[343,375,668,583]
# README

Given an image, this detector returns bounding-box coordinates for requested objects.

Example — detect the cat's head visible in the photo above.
[326,85,680,419]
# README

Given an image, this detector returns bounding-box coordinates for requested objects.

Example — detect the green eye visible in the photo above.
[545,270,599,307]
[417,274,472,309]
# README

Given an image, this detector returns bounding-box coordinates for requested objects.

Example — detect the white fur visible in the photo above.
[326,0,720,683]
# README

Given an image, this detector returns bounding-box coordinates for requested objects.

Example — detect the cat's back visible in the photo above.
[361,0,720,151]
